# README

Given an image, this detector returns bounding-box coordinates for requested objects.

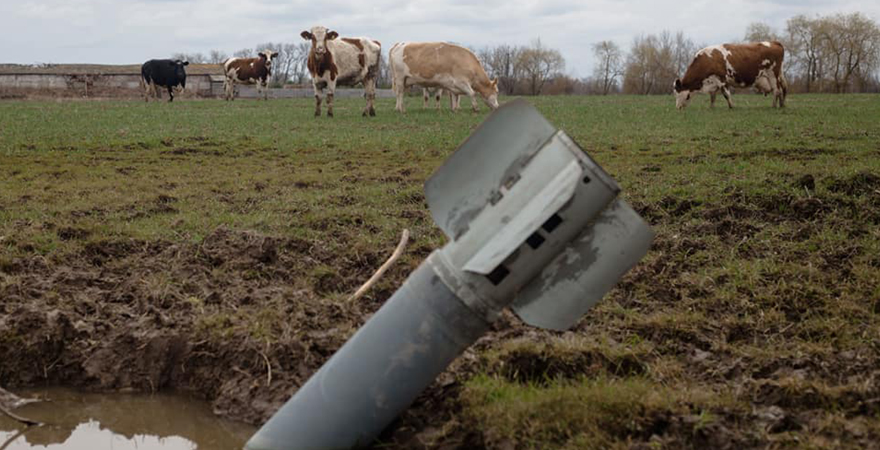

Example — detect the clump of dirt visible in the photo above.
[56,226,91,241]
[827,171,880,196]
[484,342,647,385]
[794,174,816,191]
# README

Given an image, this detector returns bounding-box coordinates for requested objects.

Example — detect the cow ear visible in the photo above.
[674,79,682,91]
[491,78,498,88]
[301,31,313,40]
[183,61,189,66]
[327,31,339,40]
[272,52,279,58]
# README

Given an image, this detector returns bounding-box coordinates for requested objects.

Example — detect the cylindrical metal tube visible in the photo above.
[245,253,491,450]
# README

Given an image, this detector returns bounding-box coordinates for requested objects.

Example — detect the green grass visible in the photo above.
[2,94,879,447]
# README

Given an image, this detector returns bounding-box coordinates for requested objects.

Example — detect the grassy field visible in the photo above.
[1,94,879,448]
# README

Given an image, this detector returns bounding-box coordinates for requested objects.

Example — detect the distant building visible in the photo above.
[0,64,224,99]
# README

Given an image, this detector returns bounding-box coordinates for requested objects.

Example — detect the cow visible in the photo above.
[422,87,461,111]
[674,41,788,110]
[223,50,279,101]
[300,26,381,117]
[140,59,188,102]
[390,42,499,113]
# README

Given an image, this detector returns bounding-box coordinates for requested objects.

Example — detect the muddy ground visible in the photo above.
[3,171,879,448]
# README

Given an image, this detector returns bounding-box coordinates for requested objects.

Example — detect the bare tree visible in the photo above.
[479,44,522,95]
[671,31,698,77]
[171,52,206,64]
[623,31,695,95]
[592,41,623,95]
[234,48,255,58]
[785,13,880,93]
[208,50,228,64]
[516,39,565,95]
[787,15,825,92]
[818,13,880,93]
[290,42,311,85]
[745,22,781,42]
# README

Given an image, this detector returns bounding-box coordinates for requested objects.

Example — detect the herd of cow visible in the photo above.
[140,25,788,113]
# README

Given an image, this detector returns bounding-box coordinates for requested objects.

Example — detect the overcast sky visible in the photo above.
[1,0,877,76]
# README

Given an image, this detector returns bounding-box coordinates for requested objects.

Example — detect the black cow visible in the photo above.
[141,59,189,102]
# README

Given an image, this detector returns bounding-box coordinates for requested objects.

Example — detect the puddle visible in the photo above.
[0,387,255,449]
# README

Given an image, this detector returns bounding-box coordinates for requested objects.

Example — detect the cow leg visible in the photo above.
[263,80,269,101]
[778,75,787,108]
[226,79,235,101]
[167,86,174,102]
[463,86,478,113]
[363,78,377,117]
[326,81,336,118]
[314,89,323,117]
[722,87,734,109]
[770,78,780,108]
[709,92,717,108]
[394,78,406,113]
[147,82,158,102]
[423,88,429,108]
[436,90,442,110]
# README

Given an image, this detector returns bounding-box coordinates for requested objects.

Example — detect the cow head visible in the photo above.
[301,26,338,57]
[258,50,279,68]
[170,60,189,88]
[673,78,692,110]
[474,77,500,110]
[486,78,499,109]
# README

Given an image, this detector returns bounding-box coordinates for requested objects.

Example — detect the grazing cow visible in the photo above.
[300,26,381,117]
[223,50,279,101]
[390,42,498,113]
[141,59,188,102]
[674,41,788,109]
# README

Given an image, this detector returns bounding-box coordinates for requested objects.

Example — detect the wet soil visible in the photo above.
[2,169,880,449]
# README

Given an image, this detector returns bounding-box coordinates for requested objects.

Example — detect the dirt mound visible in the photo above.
[0,227,380,427]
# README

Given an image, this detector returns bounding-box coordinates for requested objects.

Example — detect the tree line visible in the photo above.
[171,11,879,94]
[589,12,880,95]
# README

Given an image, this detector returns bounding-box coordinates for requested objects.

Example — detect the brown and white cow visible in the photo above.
[390,42,498,113]
[300,26,381,117]
[674,41,788,109]
[223,50,279,101]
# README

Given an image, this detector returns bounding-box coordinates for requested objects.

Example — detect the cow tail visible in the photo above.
[140,65,150,86]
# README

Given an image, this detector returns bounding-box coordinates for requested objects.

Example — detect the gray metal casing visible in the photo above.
[426,99,653,328]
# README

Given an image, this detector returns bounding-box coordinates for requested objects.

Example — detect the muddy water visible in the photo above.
[0,388,255,449]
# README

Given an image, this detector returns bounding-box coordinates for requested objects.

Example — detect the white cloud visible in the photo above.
[1,0,878,76]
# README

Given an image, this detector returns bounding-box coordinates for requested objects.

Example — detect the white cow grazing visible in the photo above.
[390,42,499,113]
[301,25,381,117]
